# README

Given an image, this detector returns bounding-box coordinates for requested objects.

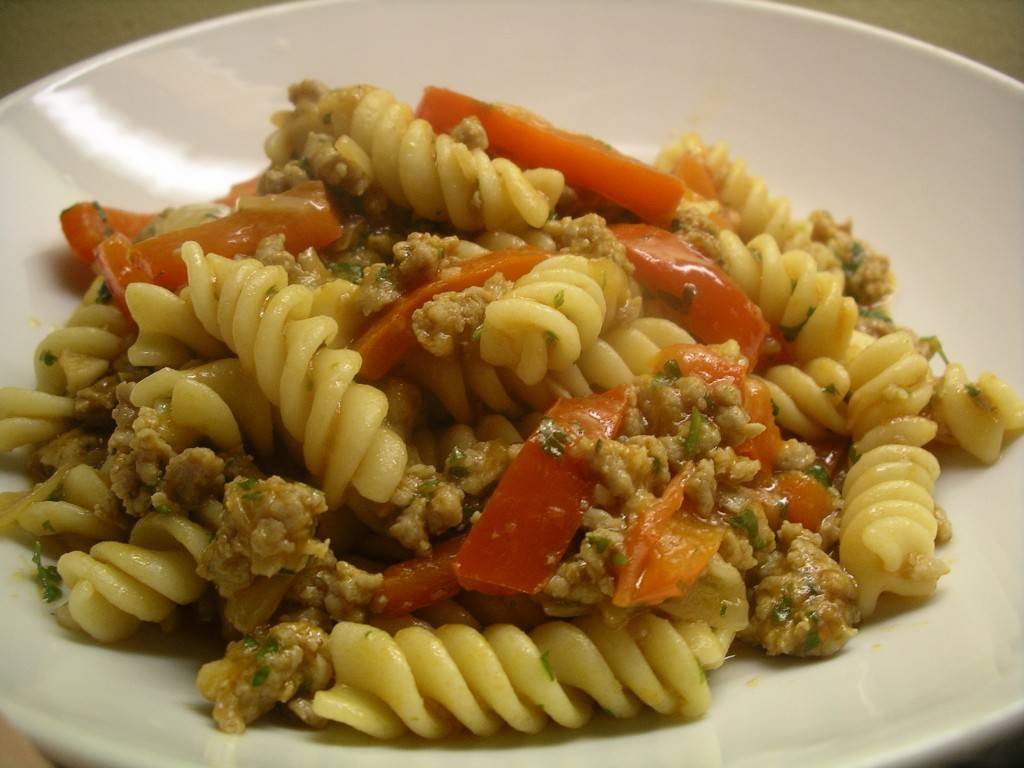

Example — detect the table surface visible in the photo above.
[0,1,1021,766]
[0,0,1022,98]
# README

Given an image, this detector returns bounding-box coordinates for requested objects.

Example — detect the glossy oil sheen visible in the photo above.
[0,1,1021,766]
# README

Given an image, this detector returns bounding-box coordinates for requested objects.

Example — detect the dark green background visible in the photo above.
[0,0,1022,98]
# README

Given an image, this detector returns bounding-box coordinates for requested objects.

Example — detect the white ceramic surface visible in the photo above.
[0,1,1021,766]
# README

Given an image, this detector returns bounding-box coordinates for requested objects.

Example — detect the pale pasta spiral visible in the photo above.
[846,331,933,440]
[17,464,124,543]
[840,417,946,616]
[315,86,564,232]
[718,231,857,362]
[936,364,1024,464]
[758,357,850,441]
[182,243,407,505]
[312,612,716,738]
[0,387,74,452]
[56,511,211,642]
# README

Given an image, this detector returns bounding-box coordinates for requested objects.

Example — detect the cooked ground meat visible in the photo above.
[196,619,332,734]
[251,234,332,289]
[745,521,859,657]
[392,232,465,287]
[716,490,776,573]
[444,439,513,496]
[543,213,633,275]
[629,375,709,437]
[71,374,121,430]
[540,506,625,616]
[450,115,488,150]
[809,209,894,307]
[671,205,722,263]
[934,505,953,544]
[27,428,106,480]
[774,439,817,471]
[160,447,225,513]
[285,551,382,623]
[374,464,467,555]
[355,263,402,316]
[198,476,328,597]
[411,273,511,357]
[575,435,670,501]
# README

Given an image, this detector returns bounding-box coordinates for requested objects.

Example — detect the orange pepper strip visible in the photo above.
[652,343,749,386]
[613,468,725,607]
[94,233,151,313]
[736,377,783,475]
[671,153,719,201]
[415,86,685,225]
[772,471,833,532]
[60,203,155,265]
[374,534,467,617]
[454,387,632,595]
[353,247,550,380]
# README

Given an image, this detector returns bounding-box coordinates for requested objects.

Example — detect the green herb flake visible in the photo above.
[539,651,556,681]
[771,595,793,624]
[471,324,483,342]
[848,446,861,466]
[553,289,565,308]
[242,637,259,650]
[845,241,865,276]
[154,504,173,515]
[95,281,113,304]
[92,202,114,237]
[257,639,280,658]
[611,552,629,567]
[965,383,982,399]
[719,602,728,617]
[251,666,270,687]
[417,477,440,497]
[804,465,831,488]
[330,261,364,283]
[821,383,838,395]
[41,520,55,533]
[544,329,559,345]
[771,399,779,418]
[780,306,816,342]
[39,350,57,367]
[588,534,611,554]
[536,417,571,459]
[446,445,469,478]
[46,485,63,502]
[804,628,821,652]
[322,112,333,125]
[858,305,892,323]
[684,408,704,456]
[654,358,682,386]
[32,542,62,603]
[238,478,259,491]
[727,508,764,549]
[374,265,394,285]
[919,335,949,365]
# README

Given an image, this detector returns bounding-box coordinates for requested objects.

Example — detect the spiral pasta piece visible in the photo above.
[718,231,856,363]
[56,511,211,642]
[35,277,133,395]
[657,134,812,246]
[132,359,275,456]
[846,331,933,440]
[840,417,945,616]
[312,612,714,738]
[126,283,228,368]
[182,243,407,505]
[17,464,124,543]
[759,357,851,440]
[936,364,1024,464]
[0,387,73,452]
[321,86,563,231]
[480,255,631,385]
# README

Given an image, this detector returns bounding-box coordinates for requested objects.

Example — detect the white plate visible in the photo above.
[1,1,1021,766]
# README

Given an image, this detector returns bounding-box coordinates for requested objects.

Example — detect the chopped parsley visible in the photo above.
[804,464,831,487]
[650,455,663,474]
[539,651,555,681]
[653,358,682,386]
[919,335,949,365]
[374,265,394,285]
[611,552,629,567]
[322,112,333,125]
[587,534,611,554]
[771,399,779,418]
[684,408,704,455]
[848,446,861,466]
[965,382,982,399]
[46,485,63,502]
[446,445,469,478]
[238,478,259,491]
[544,329,559,345]
[153,504,173,515]
[821,383,838,396]
[38,350,57,367]
[553,289,565,308]
[32,542,62,603]
[727,508,764,549]
[780,306,815,342]
[536,417,571,459]
[417,477,440,497]
[844,241,865,278]
[257,638,280,659]
[242,637,260,650]
[804,628,821,652]
[330,261,365,283]
[95,280,113,304]
[719,602,727,617]
[251,666,270,687]
[41,520,55,533]
[471,324,483,342]
[858,305,892,323]
[771,595,793,624]
[92,202,114,237]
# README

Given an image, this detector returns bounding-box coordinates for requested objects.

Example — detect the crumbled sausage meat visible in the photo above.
[809,210,894,307]
[284,551,382,623]
[411,273,511,357]
[161,447,225,513]
[541,507,626,615]
[375,464,467,555]
[745,522,859,657]
[251,234,332,289]
[392,232,465,287]
[196,619,332,734]
[27,428,106,480]
[543,213,633,274]
[71,374,121,430]
[355,263,402,316]
[450,116,488,151]
[444,439,514,496]
[672,205,722,263]
[199,477,328,597]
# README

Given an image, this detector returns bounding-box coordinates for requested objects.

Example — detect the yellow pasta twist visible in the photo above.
[183,243,407,505]
[718,231,856,363]
[312,613,715,739]
[17,464,124,543]
[316,86,564,232]
[34,277,133,395]
[132,359,275,457]
[841,417,946,616]
[0,388,74,452]
[480,255,632,385]
[758,357,851,440]
[846,331,933,440]
[656,134,812,246]
[936,364,1024,464]
[56,511,211,642]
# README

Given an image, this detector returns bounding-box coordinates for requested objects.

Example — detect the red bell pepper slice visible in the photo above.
[736,377,783,474]
[94,233,151,312]
[454,386,632,595]
[612,223,769,366]
[353,247,549,380]
[613,469,724,607]
[652,343,749,387]
[374,534,466,617]
[415,86,685,225]
[60,203,155,265]
[769,470,834,532]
